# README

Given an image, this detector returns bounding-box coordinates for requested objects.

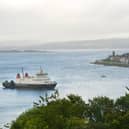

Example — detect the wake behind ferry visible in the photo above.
[2,68,57,89]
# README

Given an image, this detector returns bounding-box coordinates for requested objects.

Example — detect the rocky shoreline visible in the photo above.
[93,60,129,67]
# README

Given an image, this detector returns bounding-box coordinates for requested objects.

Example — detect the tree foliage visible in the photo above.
[10,90,129,129]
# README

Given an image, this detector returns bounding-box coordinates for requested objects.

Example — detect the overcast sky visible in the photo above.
[0,0,129,47]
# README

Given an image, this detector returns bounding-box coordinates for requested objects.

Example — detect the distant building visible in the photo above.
[109,51,129,64]
[112,51,115,56]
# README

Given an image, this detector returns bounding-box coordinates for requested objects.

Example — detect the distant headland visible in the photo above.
[93,51,129,67]
[0,38,129,50]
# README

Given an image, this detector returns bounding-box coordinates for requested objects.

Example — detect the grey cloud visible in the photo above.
[0,0,129,47]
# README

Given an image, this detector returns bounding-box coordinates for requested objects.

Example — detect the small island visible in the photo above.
[93,51,129,67]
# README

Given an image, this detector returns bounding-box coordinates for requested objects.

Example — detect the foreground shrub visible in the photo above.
[10,90,129,129]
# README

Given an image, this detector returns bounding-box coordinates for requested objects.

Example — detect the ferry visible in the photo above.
[2,68,57,89]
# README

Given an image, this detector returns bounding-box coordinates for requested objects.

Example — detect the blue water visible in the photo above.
[0,49,129,127]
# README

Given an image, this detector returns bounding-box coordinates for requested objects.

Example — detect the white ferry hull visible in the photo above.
[3,81,57,89]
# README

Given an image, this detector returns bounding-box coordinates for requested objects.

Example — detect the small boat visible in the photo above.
[2,68,57,89]
[101,75,106,78]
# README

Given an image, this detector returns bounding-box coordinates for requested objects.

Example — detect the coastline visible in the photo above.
[92,51,129,68]
[92,60,129,67]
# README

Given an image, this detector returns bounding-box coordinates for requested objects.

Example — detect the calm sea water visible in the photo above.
[0,49,129,127]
